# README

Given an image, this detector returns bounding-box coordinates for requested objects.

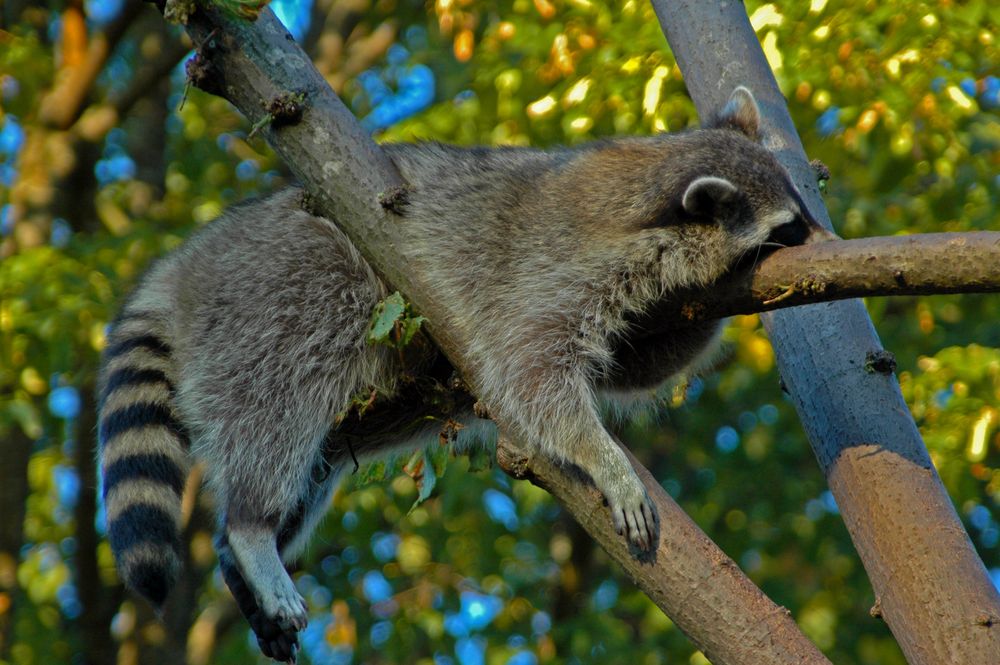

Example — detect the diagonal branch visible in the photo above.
[496,437,832,664]
[164,6,833,663]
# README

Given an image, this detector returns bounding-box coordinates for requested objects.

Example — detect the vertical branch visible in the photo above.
[649,1,1000,662]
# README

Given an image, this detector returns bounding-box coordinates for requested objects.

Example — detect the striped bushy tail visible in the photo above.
[97,312,190,608]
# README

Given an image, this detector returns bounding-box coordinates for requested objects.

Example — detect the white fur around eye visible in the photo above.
[762,209,795,229]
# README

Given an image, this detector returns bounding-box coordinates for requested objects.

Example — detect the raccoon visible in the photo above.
[97,87,831,661]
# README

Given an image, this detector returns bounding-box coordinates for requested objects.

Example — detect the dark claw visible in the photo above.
[276,634,297,663]
[249,609,300,662]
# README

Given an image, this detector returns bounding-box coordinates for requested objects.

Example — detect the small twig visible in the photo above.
[762,284,795,306]
[247,92,306,139]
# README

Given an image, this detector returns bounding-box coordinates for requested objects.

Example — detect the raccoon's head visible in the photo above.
[658,87,835,286]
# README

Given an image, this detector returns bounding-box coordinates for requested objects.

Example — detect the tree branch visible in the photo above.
[662,232,1000,323]
[167,6,832,663]
[497,437,831,664]
[651,0,1000,662]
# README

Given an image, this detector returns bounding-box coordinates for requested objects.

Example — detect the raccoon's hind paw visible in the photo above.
[260,581,309,632]
[250,609,300,663]
[254,581,308,661]
[606,474,659,552]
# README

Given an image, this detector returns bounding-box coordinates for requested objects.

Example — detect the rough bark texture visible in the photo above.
[174,6,832,663]
[497,439,831,664]
[663,231,1000,323]
[651,0,1000,662]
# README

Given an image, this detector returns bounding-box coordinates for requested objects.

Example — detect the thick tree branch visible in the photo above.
[665,232,1000,323]
[497,438,831,664]
[652,0,1000,662]
[168,6,831,664]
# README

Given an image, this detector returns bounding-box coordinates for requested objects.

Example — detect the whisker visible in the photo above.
[749,244,764,273]
[746,241,790,273]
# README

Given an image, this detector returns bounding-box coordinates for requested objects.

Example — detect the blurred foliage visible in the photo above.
[1,0,998,664]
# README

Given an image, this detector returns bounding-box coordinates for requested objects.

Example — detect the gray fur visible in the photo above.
[98,88,826,661]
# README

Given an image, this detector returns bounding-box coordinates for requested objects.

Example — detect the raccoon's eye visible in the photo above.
[766,216,810,247]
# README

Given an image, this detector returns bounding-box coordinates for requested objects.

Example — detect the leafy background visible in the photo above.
[1,0,998,663]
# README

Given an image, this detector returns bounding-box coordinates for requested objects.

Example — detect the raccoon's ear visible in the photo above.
[707,86,760,140]
[682,176,739,217]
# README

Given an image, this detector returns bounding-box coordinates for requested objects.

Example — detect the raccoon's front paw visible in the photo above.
[604,472,659,551]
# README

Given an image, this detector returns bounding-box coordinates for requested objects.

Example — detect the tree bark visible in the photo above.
[650,0,1000,662]
[168,6,832,663]
[656,231,1000,323]
[497,438,831,664]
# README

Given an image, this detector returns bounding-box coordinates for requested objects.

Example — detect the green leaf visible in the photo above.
[405,449,438,511]
[416,451,438,506]
[399,315,428,346]
[367,292,427,349]
[368,292,406,345]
